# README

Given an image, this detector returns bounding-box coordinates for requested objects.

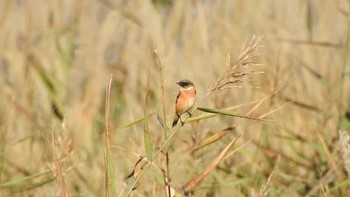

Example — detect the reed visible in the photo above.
[0,1,349,196]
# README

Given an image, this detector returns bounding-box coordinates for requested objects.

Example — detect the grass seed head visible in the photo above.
[211,36,263,93]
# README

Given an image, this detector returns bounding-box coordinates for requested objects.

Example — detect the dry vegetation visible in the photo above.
[0,0,350,196]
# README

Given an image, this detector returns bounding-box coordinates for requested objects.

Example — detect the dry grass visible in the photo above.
[210,36,262,93]
[0,0,350,196]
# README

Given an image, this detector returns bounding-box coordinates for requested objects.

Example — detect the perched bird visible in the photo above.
[172,80,196,127]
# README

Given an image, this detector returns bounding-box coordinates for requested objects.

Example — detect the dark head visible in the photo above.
[176,79,194,88]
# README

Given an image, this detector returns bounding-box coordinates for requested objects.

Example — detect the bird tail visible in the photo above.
[172,114,179,127]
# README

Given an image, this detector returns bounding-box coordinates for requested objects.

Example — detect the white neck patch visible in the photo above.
[180,86,194,91]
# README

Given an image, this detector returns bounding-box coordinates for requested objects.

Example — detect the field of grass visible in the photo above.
[1,0,350,196]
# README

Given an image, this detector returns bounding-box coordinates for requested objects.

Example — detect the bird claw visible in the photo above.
[187,111,192,117]
[179,116,185,126]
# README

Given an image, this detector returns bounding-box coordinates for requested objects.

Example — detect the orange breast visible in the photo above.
[175,88,196,115]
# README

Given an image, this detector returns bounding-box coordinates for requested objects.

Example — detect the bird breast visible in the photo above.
[177,86,196,114]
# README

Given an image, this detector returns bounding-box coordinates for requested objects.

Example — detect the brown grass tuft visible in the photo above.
[211,36,263,93]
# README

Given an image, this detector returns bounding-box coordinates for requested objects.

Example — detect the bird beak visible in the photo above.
[176,81,181,85]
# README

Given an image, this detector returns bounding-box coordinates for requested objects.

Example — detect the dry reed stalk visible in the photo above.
[153,48,167,132]
[104,75,117,197]
[210,36,263,93]
[153,47,171,197]
[51,135,70,197]
[143,65,153,161]
[105,76,113,151]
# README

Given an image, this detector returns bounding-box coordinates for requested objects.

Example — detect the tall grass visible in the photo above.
[0,0,349,196]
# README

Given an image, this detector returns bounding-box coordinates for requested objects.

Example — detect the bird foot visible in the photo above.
[186,111,192,117]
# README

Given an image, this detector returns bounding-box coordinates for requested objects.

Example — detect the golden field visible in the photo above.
[0,0,350,196]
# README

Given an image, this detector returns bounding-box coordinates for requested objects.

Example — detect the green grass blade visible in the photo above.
[0,170,51,187]
[27,53,64,94]
[56,38,75,75]
[186,113,217,122]
[117,112,155,130]
[5,178,56,196]
[197,107,264,121]
[144,115,153,161]
[143,67,153,161]
[27,53,65,120]
[105,76,117,197]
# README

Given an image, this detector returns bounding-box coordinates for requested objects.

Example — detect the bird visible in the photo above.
[172,79,196,127]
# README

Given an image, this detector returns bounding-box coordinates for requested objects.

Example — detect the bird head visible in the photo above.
[176,79,194,89]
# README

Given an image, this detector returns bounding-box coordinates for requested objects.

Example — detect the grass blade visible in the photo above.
[3,178,56,196]
[144,123,153,161]
[144,66,153,161]
[189,127,234,153]
[183,135,240,193]
[0,170,51,187]
[117,112,156,130]
[197,107,265,121]
[104,75,117,197]
[98,0,143,26]
[26,53,64,120]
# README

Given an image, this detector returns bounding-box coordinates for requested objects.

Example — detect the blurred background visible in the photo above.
[0,0,350,196]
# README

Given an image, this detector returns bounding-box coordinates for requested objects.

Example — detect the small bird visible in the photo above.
[172,79,196,127]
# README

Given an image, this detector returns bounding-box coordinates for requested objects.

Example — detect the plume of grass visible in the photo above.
[210,36,263,94]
